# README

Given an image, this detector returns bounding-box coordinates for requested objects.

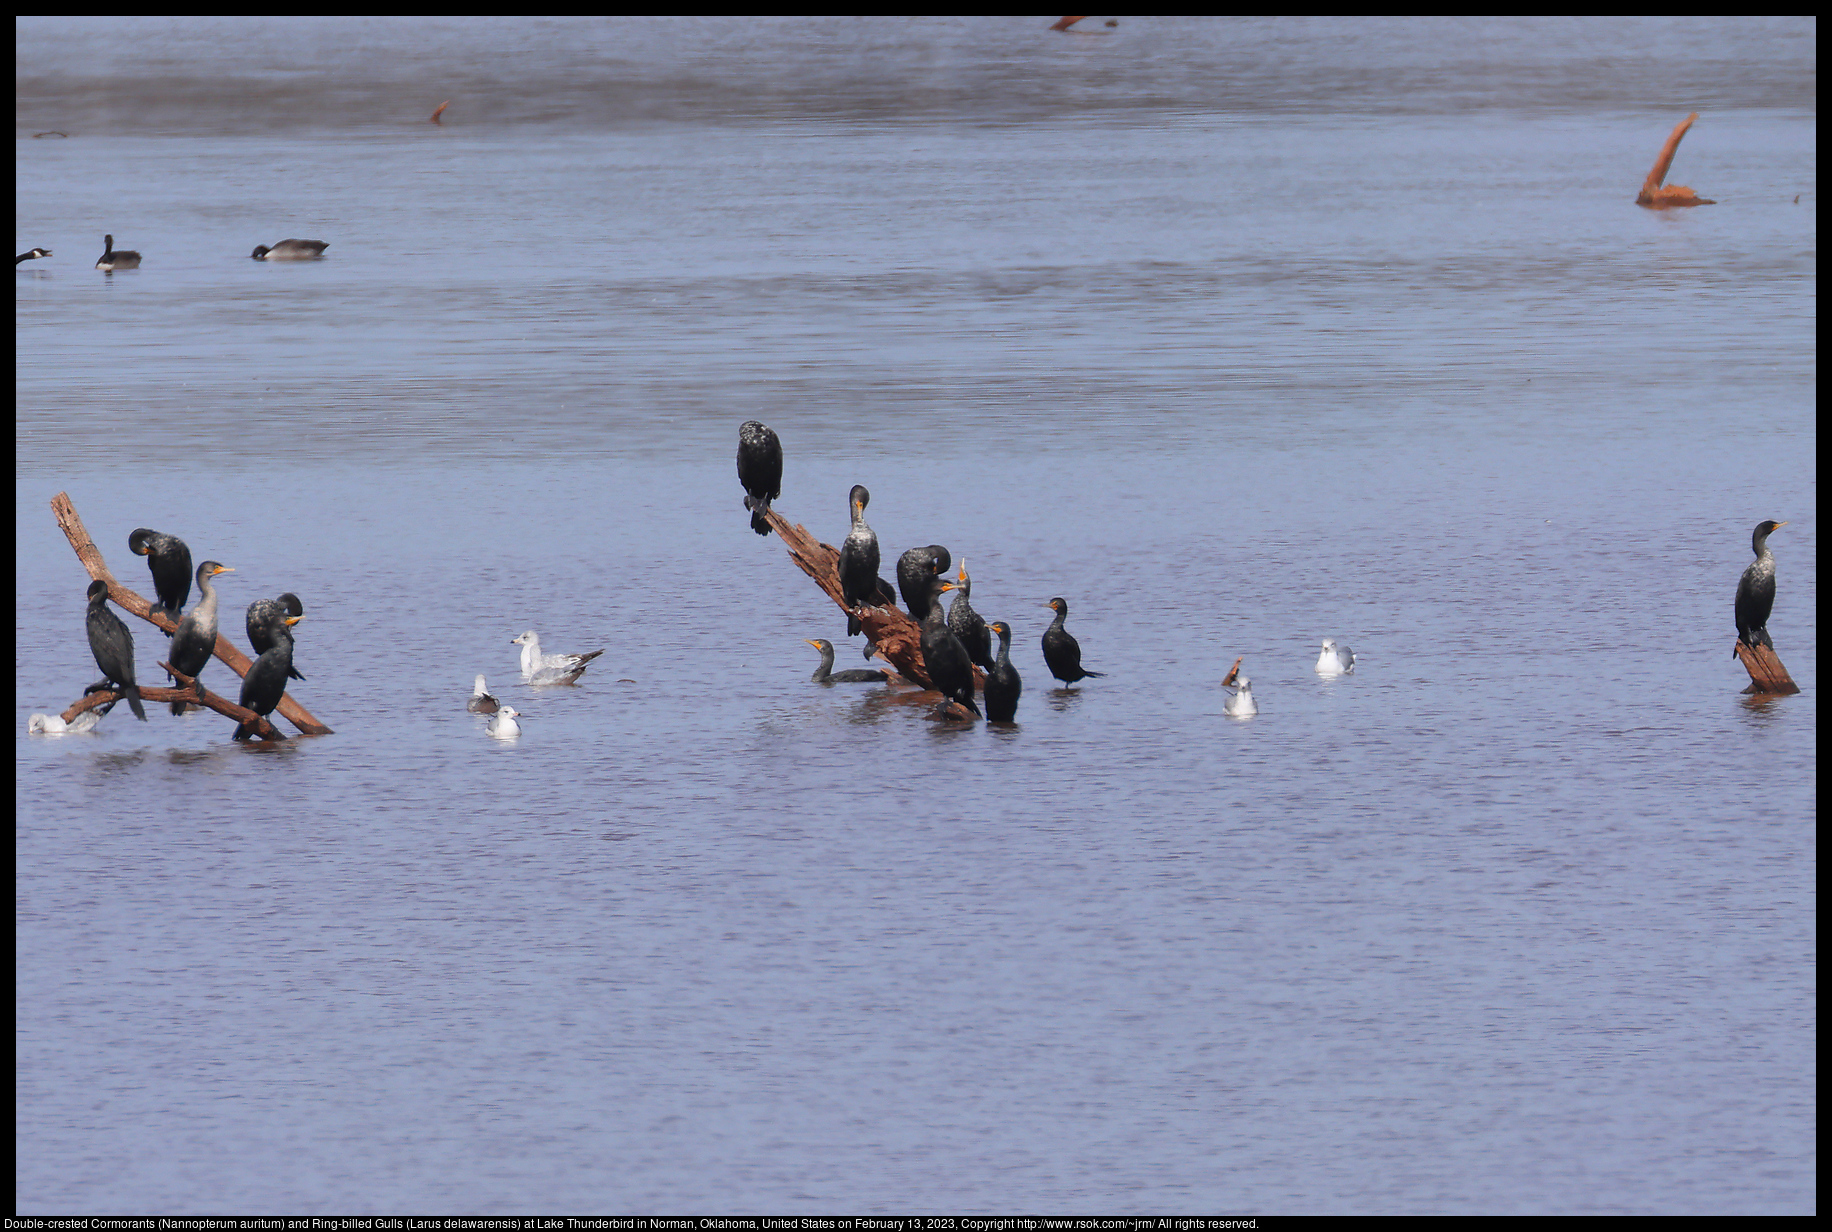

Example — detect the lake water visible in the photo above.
[15,16,1816,1215]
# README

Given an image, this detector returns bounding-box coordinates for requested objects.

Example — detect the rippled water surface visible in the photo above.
[15,16,1816,1215]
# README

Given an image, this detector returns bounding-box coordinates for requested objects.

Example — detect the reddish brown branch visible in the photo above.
[1734,641,1799,696]
[63,663,285,740]
[1637,112,1715,209]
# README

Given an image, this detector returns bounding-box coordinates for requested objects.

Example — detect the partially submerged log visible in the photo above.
[62,663,285,741]
[761,505,985,694]
[1221,657,1243,688]
[48,491,331,735]
[1637,112,1716,209]
[1734,641,1799,696]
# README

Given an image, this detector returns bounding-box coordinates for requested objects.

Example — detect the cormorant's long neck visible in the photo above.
[1047,610,1067,633]
[813,646,835,681]
[194,575,219,630]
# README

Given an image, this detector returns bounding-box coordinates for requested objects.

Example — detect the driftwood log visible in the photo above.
[1637,112,1716,209]
[49,491,331,736]
[1734,641,1799,696]
[762,505,985,700]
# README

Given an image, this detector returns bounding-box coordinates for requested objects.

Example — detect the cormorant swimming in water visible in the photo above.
[129,528,193,621]
[167,561,234,713]
[468,674,500,714]
[247,593,307,681]
[85,580,147,721]
[1315,638,1356,676]
[251,239,329,261]
[737,421,783,535]
[897,544,951,619]
[95,234,140,271]
[1735,519,1789,654]
[836,484,881,637]
[805,639,892,684]
[1224,676,1258,717]
[236,607,303,740]
[920,574,980,717]
[947,559,994,672]
[1042,597,1104,686]
[984,621,1022,723]
[16,247,52,265]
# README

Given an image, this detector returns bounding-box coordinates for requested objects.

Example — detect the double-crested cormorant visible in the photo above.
[85,580,147,721]
[984,621,1022,722]
[1042,597,1104,686]
[897,544,951,618]
[947,559,994,672]
[95,234,140,271]
[1315,639,1356,676]
[920,574,980,717]
[806,638,891,684]
[468,674,500,713]
[487,706,522,739]
[16,248,52,265]
[1224,676,1258,717]
[512,630,603,683]
[1735,519,1788,653]
[836,484,881,636]
[251,239,329,261]
[235,607,303,740]
[737,421,783,535]
[167,561,235,713]
[129,528,194,621]
[247,593,307,681]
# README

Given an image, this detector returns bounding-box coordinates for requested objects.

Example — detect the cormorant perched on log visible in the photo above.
[129,528,193,621]
[984,621,1022,723]
[236,607,302,740]
[1042,596,1104,686]
[736,421,783,535]
[85,580,147,721]
[920,575,980,717]
[836,484,880,636]
[167,561,234,713]
[1734,519,1788,654]
[897,544,951,618]
[805,639,892,684]
[247,593,307,681]
[947,559,994,672]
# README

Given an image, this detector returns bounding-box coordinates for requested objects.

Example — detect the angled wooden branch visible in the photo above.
[1734,641,1799,696]
[1637,112,1716,209]
[62,663,285,740]
[49,491,331,735]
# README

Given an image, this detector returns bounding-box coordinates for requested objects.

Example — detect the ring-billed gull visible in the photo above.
[487,706,521,740]
[1224,676,1258,718]
[1315,638,1356,677]
[512,631,603,684]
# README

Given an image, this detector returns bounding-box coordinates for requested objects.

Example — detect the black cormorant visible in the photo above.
[737,421,783,535]
[84,580,147,721]
[1735,519,1789,654]
[836,484,881,636]
[920,574,980,717]
[236,608,302,740]
[947,559,994,672]
[897,544,951,618]
[247,593,307,681]
[984,621,1022,723]
[16,247,52,265]
[129,528,193,621]
[95,234,140,271]
[251,240,329,261]
[167,561,234,713]
[806,639,892,684]
[1042,596,1104,686]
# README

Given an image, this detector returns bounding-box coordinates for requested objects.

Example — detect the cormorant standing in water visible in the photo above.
[1735,519,1789,654]
[836,484,880,637]
[1042,596,1104,686]
[167,561,234,713]
[236,608,303,740]
[84,580,147,721]
[129,528,193,621]
[736,421,783,535]
[947,559,994,672]
[920,574,980,717]
[247,593,307,681]
[805,639,891,684]
[984,621,1022,723]
[897,544,951,618]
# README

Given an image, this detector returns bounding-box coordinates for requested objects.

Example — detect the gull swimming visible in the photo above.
[512,630,603,683]
[28,708,106,734]
[487,706,521,739]
[468,674,500,713]
[1315,638,1356,676]
[1224,676,1258,718]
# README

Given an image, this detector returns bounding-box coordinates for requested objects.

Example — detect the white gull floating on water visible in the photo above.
[1223,676,1258,718]
[28,709,105,734]
[487,706,522,740]
[467,674,499,714]
[511,630,604,685]
[1315,638,1356,677]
